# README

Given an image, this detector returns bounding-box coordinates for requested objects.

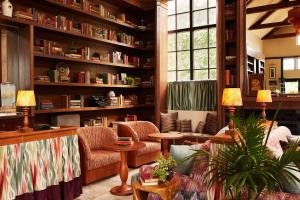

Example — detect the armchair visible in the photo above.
[78,126,121,185]
[118,121,161,167]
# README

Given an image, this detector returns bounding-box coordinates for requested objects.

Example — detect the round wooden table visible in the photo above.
[103,141,146,196]
[148,133,183,157]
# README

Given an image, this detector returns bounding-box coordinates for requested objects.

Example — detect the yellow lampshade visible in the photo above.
[16,90,36,107]
[222,88,243,106]
[256,90,272,103]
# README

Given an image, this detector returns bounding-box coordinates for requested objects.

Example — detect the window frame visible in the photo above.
[167,0,217,82]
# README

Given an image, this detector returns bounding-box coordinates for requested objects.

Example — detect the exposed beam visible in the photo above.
[249,19,291,30]
[247,1,300,14]
[262,27,280,40]
[262,32,296,40]
[249,11,274,29]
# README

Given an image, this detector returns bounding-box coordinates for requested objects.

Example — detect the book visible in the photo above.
[115,141,134,146]
[118,137,132,141]
[139,177,158,186]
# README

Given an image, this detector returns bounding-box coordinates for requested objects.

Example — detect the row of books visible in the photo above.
[83,116,108,127]
[34,39,141,66]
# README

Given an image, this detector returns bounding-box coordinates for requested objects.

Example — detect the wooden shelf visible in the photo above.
[34,54,140,69]
[34,81,153,88]
[41,0,153,32]
[35,104,155,114]
[225,15,236,21]
[0,14,32,27]
[225,60,236,65]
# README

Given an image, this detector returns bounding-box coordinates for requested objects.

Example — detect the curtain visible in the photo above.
[167,81,217,111]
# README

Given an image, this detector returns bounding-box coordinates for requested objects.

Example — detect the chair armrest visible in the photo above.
[118,123,140,141]
[78,136,91,160]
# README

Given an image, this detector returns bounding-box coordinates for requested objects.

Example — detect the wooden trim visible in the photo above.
[247,1,300,14]
[0,127,77,146]
[1,29,7,82]
[262,32,296,40]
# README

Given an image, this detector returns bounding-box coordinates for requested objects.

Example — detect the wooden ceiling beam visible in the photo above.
[249,11,274,29]
[249,18,291,30]
[247,1,300,14]
[262,27,280,40]
[262,32,296,40]
[246,0,254,6]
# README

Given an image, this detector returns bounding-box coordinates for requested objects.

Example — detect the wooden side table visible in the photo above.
[148,133,183,157]
[103,142,146,196]
[132,176,180,200]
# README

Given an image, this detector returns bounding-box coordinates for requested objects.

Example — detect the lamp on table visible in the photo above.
[16,90,36,132]
[222,88,243,135]
[256,90,272,121]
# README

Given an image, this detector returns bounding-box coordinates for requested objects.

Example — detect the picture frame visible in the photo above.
[248,74,264,96]
[269,80,277,86]
[269,67,276,79]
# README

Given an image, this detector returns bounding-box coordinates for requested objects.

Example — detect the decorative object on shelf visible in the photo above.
[256,90,272,121]
[152,155,177,183]
[85,71,91,84]
[248,74,264,96]
[288,7,300,45]
[126,76,135,86]
[0,82,16,113]
[16,90,36,132]
[108,91,116,98]
[87,96,107,107]
[269,67,276,79]
[56,62,70,82]
[2,0,12,17]
[222,88,243,134]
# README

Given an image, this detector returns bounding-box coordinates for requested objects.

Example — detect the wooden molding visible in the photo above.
[262,32,296,40]
[247,1,300,14]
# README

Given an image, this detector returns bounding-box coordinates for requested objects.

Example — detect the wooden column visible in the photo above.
[155,0,168,126]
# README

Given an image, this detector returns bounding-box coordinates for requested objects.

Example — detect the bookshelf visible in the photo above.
[1,0,163,127]
[217,0,246,128]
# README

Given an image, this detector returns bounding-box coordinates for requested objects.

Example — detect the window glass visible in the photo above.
[194,49,208,69]
[168,52,176,70]
[193,0,207,10]
[177,31,190,50]
[177,51,190,70]
[177,13,190,29]
[194,29,208,49]
[178,71,190,81]
[209,8,216,25]
[285,81,299,94]
[168,33,176,51]
[283,58,295,70]
[193,10,208,27]
[168,0,176,15]
[168,71,176,82]
[194,70,208,80]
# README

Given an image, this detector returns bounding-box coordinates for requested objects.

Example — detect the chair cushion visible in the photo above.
[88,150,120,170]
[136,141,161,156]
[281,163,300,194]
[160,112,178,133]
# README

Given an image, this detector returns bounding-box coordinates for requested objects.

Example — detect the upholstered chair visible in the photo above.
[78,126,121,185]
[118,121,161,167]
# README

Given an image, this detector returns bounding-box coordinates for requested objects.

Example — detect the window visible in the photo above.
[285,81,299,94]
[168,0,217,82]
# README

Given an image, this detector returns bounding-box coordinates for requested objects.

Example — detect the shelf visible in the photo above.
[35,104,155,114]
[41,0,153,32]
[225,60,236,65]
[225,39,236,44]
[34,54,140,69]
[225,15,236,21]
[0,14,32,27]
[34,81,155,88]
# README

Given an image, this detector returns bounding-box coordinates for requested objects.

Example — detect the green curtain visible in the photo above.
[167,81,217,111]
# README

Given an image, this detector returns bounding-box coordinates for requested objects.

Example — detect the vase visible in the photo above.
[2,0,12,17]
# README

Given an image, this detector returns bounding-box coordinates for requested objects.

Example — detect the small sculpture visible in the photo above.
[2,0,12,17]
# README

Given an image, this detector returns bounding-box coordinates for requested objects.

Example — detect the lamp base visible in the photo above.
[19,127,33,132]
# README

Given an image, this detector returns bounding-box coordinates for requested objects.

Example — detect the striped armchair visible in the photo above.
[118,121,161,167]
[78,127,121,185]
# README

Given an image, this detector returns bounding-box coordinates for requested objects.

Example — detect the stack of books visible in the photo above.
[69,97,84,108]
[139,165,159,186]
[115,137,133,146]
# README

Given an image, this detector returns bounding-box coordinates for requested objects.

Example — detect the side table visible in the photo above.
[148,133,183,157]
[132,176,180,200]
[103,141,146,196]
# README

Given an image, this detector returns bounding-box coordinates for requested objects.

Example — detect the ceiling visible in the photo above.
[246,0,300,40]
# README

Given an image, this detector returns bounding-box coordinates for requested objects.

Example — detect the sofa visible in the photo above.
[118,121,161,167]
[77,126,121,185]
[145,126,300,200]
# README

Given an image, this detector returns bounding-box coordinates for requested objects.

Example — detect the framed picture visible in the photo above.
[269,67,276,79]
[248,74,264,96]
[269,80,277,86]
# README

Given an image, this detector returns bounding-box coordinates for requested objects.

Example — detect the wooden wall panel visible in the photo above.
[155,0,168,126]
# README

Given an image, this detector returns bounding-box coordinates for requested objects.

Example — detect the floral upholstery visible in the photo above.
[136,141,161,156]
[88,150,120,170]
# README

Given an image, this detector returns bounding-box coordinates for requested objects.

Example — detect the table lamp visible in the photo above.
[16,90,36,132]
[256,90,272,121]
[222,88,243,134]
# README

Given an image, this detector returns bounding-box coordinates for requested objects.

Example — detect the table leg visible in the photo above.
[110,151,132,196]
[162,139,169,157]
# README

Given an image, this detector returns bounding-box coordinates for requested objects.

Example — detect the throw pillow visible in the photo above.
[160,112,178,133]
[176,120,182,132]
[195,121,205,133]
[180,119,192,133]
[281,163,300,194]
[204,113,218,135]
[170,145,198,175]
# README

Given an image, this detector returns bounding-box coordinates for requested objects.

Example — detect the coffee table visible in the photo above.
[103,141,146,196]
[148,133,183,157]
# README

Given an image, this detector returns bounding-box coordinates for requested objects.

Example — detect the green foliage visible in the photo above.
[153,155,177,183]
[206,114,300,200]
[126,76,135,86]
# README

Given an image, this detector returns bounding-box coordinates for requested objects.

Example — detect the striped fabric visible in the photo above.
[180,120,192,133]
[160,112,178,133]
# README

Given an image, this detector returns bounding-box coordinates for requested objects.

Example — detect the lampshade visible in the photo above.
[222,88,243,106]
[16,90,36,107]
[256,90,272,103]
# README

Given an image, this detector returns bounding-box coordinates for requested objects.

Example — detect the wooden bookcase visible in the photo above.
[0,0,168,128]
[217,0,246,128]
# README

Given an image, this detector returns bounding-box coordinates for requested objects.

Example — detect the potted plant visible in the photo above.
[153,155,177,183]
[195,113,300,200]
